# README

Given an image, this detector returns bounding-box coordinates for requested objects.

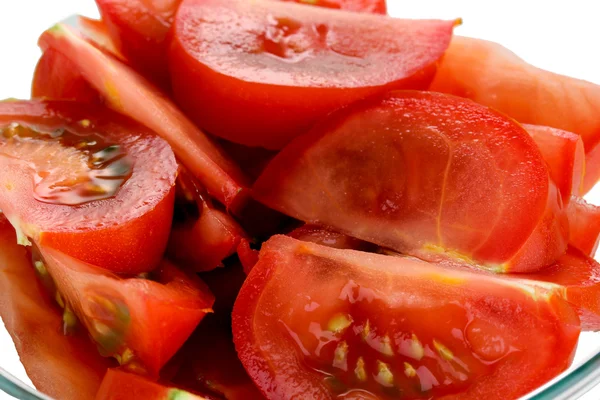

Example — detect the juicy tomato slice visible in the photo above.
[35,245,214,376]
[253,91,567,272]
[524,124,585,205]
[0,217,112,400]
[567,196,600,256]
[39,23,248,207]
[233,235,579,400]
[282,0,386,13]
[288,224,376,251]
[170,0,456,149]
[236,239,260,275]
[429,36,600,193]
[168,167,245,271]
[0,100,176,274]
[96,369,208,400]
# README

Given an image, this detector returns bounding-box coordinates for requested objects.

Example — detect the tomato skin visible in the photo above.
[170,0,456,149]
[0,100,176,274]
[0,217,112,400]
[567,196,600,256]
[282,0,386,13]
[237,239,260,274]
[96,369,208,400]
[430,36,600,193]
[233,235,579,400]
[39,23,248,207]
[253,91,566,272]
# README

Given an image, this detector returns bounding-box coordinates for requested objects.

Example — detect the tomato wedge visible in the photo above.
[96,369,208,400]
[429,36,600,193]
[289,224,376,251]
[0,217,111,400]
[170,0,456,149]
[282,0,386,13]
[524,124,584,205]
[233,235,579,399]
[39,23,247,206]
[34,245,214,376]
[567,196,600,256]
[254,91,567,272]
[168,168,245,271]
[237,239,259,274]
[0,100,176,274]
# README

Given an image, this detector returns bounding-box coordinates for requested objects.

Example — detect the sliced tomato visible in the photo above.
[76,16,126,61]
[0,217,112,400]
[39,23,247,206]
[233,235,579,399]
[253,91,567,272]
[96,369,208,400]
[524,124,584,205]
[429,36,600,193]
[0,100,176,274]
[35,245,214,376]
[288,224,376,251]
[168,167,245,271]
[237,239,260,275]
[170,0,456,149]
[567,196,600,256]
[282,0,386,13]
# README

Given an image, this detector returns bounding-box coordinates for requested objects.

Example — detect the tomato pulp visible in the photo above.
[567,197,600,257]
[254,91,567,272]
[170,0,457,149]
[0,100,176,274]
[233,236,580,399]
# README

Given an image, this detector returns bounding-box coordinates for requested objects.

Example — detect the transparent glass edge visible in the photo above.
[0,367,50,400]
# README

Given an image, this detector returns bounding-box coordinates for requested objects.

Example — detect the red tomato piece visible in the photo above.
[39,23,248,206]
[429,36,600,193]
[170,0,457,149]
[168,168,245,271]
[237,239,260,274]
[253,91,567,272]
[288,224,376,251]
[282,0,386,13]
[77,16,126,61]
[567,196,600,256]
[233,235,579,399]
[96,369,208,400]
[0,217,111,400]
[524,124,585,205]
[35,245,214,376]
[0,100,176,274]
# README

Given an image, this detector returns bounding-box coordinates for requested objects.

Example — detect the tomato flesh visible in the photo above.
[0,217,111,400]
[566,196,600,256]
[233,235,579,399]
[96,369,208,400]
[282,0,386,13]
[39,23,247,206]
[170,0,456,149]
[36,245,214,376]
[430,36,600,193]
[253,91,567,272]
[0,100,176,274]
[236,239,259,274]
[288,224,376,251]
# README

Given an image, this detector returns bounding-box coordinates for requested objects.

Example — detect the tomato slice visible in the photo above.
[170,0,456,149]
[282,0,386,13]
[0,100,176,274]
[168,167,245,271]
[233,235,579,399]
[429,36,600,193]
[34,245,214,376]
[253,91,567,272]
[289,224,376,251]
[567,196,600,256]
[524,124,584,205]
[237,239,259,274]
[0,217,111,400]
[96,369,208,400]
[39,23,248,206]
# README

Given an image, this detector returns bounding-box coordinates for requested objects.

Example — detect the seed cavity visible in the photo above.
[62,306,78,335]
[327,313,353,334]
[433,339,454,361]
[375,360,394,387]
[404,362,417,378]
[380,335,394,357]
[55,291,65,309]
[354,357,367,382]
[332,341,348,371]
[400,333,425,361]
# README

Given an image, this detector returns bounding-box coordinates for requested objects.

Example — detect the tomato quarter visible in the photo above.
[566,196,600,256]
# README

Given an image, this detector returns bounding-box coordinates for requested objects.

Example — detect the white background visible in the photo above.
[0,1,600,399]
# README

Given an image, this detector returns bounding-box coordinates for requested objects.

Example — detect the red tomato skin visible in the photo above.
[170,0,456,149]
[0,100,176,274]
[430,36,600,193]
[237,238,260,274]
[567,196,600,256]
[233,235,580,400]
[0,217,112,400]
[282,0,386,13]
[253,91,566,272]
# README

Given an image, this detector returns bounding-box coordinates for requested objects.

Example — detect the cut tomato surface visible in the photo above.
[36,245,214,376]
[567,196,600,257]
[288,224,376,251]
[0,217,111,400]
[233,235,580,400]
[237,239,259,274]
[39,23,248,206]
[170,0,456,149]
[282,0,386,13]
[253,91,567,272]
[96,369,208,400]
[0,100,176,274]
[524,124,584,205]
[429,36,600,193]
